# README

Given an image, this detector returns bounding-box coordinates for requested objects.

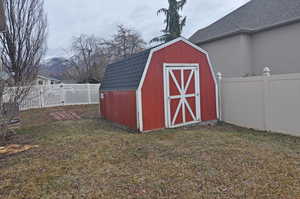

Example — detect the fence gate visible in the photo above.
[164,65,201,128]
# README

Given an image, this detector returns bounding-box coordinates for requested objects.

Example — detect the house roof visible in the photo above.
[101,49,152,91]
[0,0,6,32]
[190,0,300,44]
[38,74,61,82]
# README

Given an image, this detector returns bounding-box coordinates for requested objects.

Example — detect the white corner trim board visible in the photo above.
[136,37,219,132]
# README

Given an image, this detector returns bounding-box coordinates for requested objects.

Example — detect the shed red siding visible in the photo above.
[100,90,137,130]
[141,41,217,131]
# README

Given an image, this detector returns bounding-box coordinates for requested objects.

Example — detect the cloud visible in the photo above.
[45,0,250,58]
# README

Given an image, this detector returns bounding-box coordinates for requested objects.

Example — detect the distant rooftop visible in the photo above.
[38,73,61,81]
[190,0,300,44]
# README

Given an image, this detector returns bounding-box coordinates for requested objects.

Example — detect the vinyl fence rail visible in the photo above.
[19,84,100,111]
[218,69,300,137]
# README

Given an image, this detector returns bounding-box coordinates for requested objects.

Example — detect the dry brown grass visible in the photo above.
[0,105,299,199]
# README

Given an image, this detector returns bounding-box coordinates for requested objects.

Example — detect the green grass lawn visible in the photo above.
[0,105,299,199]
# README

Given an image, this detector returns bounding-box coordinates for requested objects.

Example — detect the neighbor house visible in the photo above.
[35,74,61,85]
[190,0,300,77]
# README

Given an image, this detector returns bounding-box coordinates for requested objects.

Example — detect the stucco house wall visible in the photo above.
[252,22,300,75]
[199,21,300,77]
[200,34,253,77]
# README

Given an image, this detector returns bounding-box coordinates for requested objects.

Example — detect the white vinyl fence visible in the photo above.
[219,71,300,137]
[19,84,100,111]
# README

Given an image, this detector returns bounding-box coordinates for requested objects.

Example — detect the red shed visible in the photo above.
[100,37,218,132]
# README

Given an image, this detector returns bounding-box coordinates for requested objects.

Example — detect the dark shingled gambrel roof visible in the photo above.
[101,49,152,91]
[190,0,300,44]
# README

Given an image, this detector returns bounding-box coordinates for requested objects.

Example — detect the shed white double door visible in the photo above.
[164,64,201,128]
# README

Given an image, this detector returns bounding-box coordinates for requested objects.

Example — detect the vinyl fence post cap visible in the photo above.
[263,67,271,76]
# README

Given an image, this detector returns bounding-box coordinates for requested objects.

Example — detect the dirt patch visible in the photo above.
[20,104,99,128]
[50,111,81,121]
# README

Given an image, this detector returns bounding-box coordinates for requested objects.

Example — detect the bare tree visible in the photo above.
[106,25,146,60]
[64,35,108,83]
[0,0,47,140]
[0,0,47,85]
[64,25,146,83]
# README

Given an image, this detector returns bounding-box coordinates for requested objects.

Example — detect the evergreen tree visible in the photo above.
[151,0,187,43]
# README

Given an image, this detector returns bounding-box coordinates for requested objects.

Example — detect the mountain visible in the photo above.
[40,57,70,80]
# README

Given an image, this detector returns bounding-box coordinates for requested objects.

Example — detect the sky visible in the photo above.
[45,0,250,58]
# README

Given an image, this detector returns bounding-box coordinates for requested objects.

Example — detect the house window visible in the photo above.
[38,80,43,85]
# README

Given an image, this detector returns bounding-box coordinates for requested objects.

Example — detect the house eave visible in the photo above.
[194,17,300,45]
